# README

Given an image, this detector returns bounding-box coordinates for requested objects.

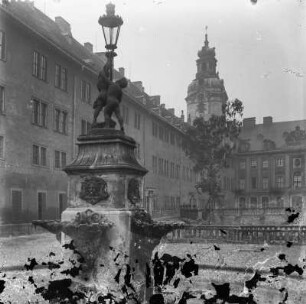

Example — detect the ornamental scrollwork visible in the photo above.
[283,126,306,146]
[73,209,113,227]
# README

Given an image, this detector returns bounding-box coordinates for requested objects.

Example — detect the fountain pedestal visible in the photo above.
[33,128,183,303]
[61,128,147,299]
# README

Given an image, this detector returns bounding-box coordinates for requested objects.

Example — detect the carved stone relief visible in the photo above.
[127,178,141,205]
[79,176,109,205]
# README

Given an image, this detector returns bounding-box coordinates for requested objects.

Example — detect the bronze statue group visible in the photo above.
[93,61,128,132]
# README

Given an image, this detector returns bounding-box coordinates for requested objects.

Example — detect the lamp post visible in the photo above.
[98,2,123,82]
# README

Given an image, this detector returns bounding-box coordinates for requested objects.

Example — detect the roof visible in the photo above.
[1,0,107,72]
[238,119,306,153]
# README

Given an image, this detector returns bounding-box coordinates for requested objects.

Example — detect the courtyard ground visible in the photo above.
[0,233,306,303]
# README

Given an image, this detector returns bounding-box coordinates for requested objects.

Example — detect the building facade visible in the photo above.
[229,117,306,225]
[185,117,306,225]
[0,1,196,224]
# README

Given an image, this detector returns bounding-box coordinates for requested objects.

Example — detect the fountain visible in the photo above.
[32,4,183,303]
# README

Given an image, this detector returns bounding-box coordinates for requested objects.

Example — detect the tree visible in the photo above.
[184,99,244,213]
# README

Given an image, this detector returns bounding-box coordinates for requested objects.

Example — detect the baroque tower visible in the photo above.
[186,30,228,125]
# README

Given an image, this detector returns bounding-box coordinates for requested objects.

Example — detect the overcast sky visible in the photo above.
[33,0,305,123]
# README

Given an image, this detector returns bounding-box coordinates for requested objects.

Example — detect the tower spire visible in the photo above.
[204,25,209,48]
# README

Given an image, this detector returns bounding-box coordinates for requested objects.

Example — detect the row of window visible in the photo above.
[240,157,303,169]
[33,52,93,102]
[0,126,140,162]
[151,156,194,181]
[0,86,68,134]
[11,189,67,220]
[238,196,284,209]
[33,49,94,102]
[239,172,303,190]
[152,121,181,147]
[238,195,303,209]
[32,144,67,169]
[152,156,178,178]
[32,98,68,134]
[33,50,68,90]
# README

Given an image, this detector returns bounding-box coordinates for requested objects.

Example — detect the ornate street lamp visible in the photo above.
[98,2,123,81]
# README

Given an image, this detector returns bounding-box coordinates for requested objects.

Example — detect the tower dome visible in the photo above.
[185,28,228,125]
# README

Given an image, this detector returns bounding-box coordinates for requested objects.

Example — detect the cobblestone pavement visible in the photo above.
[0,234,306,303]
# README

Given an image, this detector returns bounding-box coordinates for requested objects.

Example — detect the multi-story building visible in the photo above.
[0,0,196,224]
[230,117,306,225]
[183,116,306,225]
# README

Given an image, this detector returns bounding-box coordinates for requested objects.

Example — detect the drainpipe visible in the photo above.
[142,112,146,210]
[71,75,77,159]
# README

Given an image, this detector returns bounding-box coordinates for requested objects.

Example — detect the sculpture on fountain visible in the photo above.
[103,76,128,131]
[92,59,128,132]
[92,61,111,126]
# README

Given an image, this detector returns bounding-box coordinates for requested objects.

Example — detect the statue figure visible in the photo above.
[103,77,128,132]
[92,62,112,125]
[92,61,128,132]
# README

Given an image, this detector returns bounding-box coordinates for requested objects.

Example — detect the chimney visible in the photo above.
[160,103,165,109]
[181,110,185,122]
[132,81,144,93]
[168,108,175,115]
[55,16,72,36]
[243,117,256,128]
[150,95,160,106]
[84,42,93,53]
[119,67,125,77]
[263,116,273,125]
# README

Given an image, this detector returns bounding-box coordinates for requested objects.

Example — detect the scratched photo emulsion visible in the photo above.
[0,0,305,303]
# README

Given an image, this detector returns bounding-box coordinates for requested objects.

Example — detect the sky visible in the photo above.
[33,0,305,123]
